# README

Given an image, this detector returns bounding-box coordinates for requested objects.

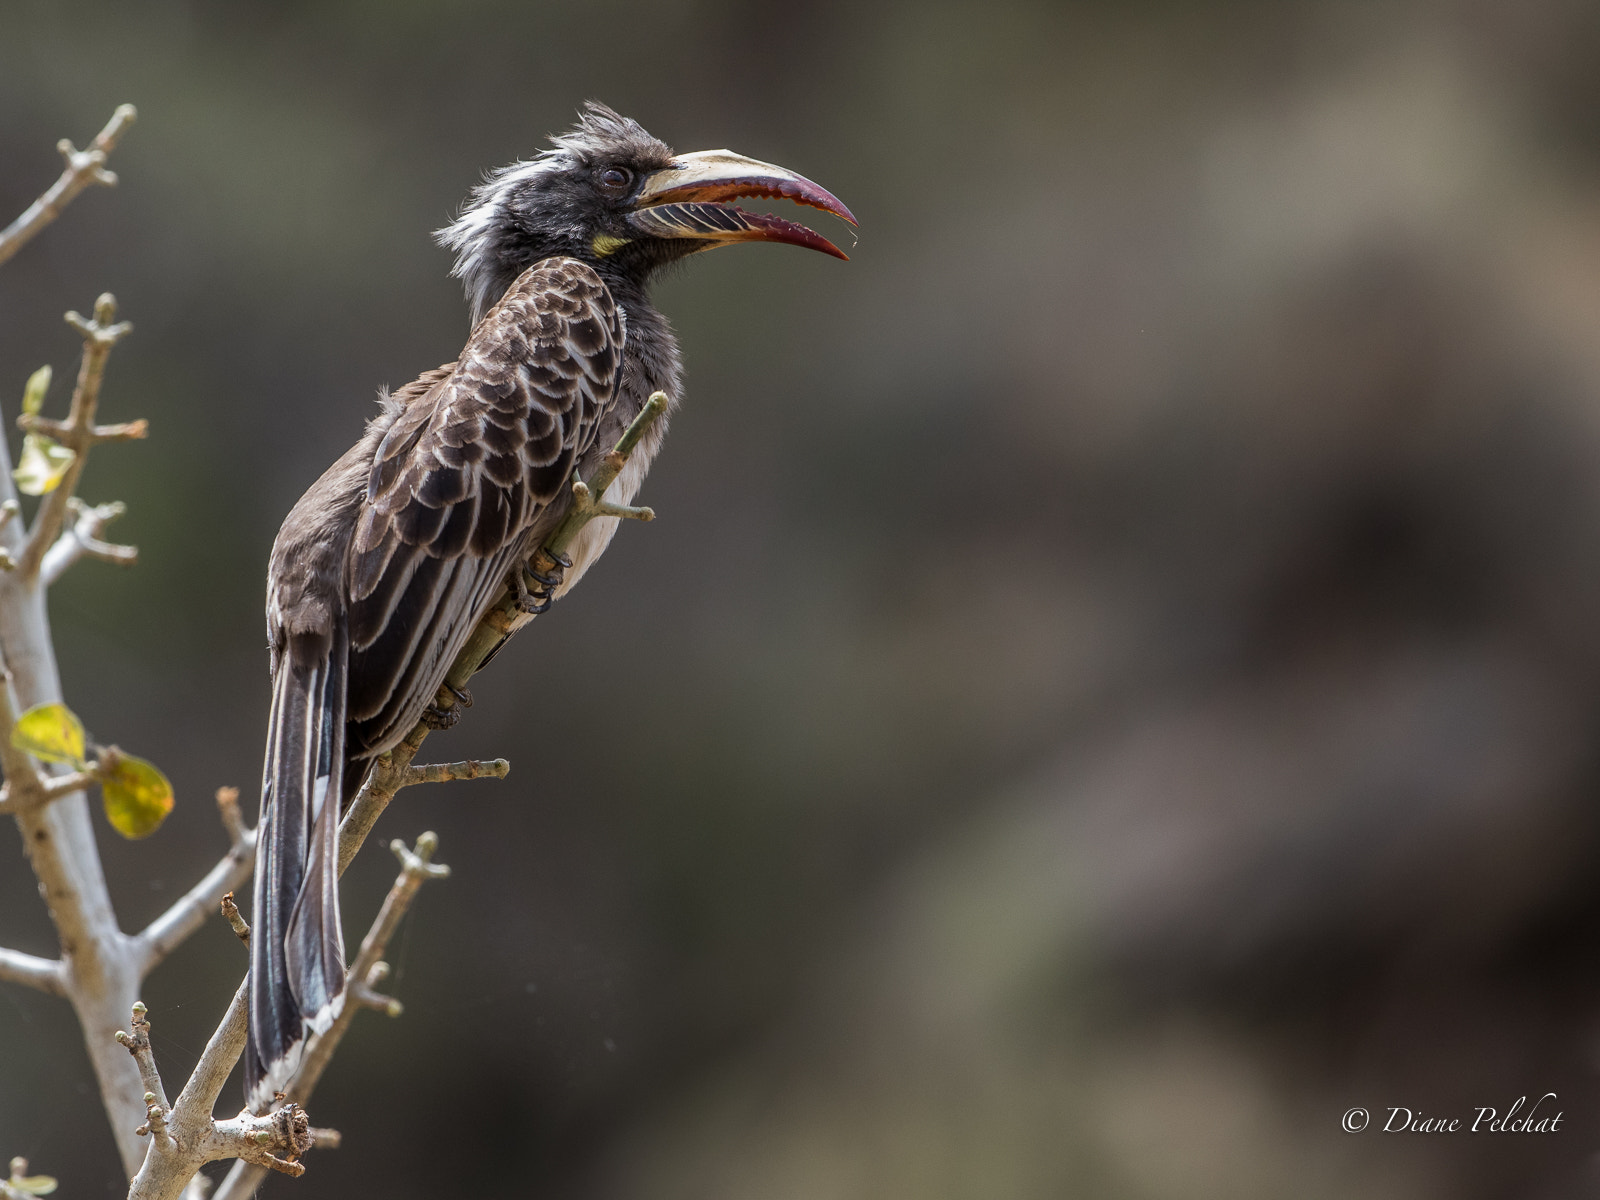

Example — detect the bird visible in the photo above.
[245,102,854,1110]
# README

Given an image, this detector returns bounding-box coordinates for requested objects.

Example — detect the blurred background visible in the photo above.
[3,0,1600,1195]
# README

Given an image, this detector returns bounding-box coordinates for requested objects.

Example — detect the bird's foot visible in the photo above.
[512,551,572,615]
[420,703,461,730]
[444,681,473,708]
[511,570,551,615]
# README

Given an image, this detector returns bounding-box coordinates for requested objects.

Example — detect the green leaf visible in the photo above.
[100,753,174,839]
[11,703,87,768]
[12,433,75,496]
[21,364,51,416]
[11,1175,59,1196]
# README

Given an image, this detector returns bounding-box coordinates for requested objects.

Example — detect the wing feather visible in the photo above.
[343,258,624,760]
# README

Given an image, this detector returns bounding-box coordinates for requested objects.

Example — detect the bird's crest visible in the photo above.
[435,102,673,322]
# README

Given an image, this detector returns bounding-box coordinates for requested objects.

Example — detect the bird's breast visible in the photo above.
[551,299,679,598]
[553,446,652,599]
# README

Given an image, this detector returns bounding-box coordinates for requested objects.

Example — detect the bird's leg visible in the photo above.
[512,549,573,615]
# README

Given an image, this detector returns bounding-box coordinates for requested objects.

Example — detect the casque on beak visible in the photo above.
[625,149,856,259]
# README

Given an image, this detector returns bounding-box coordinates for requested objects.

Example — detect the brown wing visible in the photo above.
[343,257,623,758]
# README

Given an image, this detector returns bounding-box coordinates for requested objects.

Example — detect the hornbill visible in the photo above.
[246,102,853,1109]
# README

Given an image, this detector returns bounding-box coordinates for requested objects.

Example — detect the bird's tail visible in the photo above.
[246,620,349,1112]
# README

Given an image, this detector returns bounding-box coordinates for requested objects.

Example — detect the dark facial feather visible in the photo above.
[436,102,675,322]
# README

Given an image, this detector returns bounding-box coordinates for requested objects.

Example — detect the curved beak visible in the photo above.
[626,149,856,260]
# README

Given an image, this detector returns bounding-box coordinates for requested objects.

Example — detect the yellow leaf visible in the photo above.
[13,433,75,496]
[100,753,174,839]
[11,703,87,767]
[21,364,51,416]
[13,1175,59,1196]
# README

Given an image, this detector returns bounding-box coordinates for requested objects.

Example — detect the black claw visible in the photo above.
[516,591,554,616]
[445,682,474,708]
[526,568,563,590]
[510,565,554,615]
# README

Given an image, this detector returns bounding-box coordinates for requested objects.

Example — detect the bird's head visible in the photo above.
[437,102,855,322]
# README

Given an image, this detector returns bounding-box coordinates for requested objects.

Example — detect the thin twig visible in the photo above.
[161,982,249,1167]
[41,498,138,586]
[0,105,136,268]
[219,893,249,944]
[0,769,96,815]
[215,785,245,846]
[116,1003,174,1149]
[132,789,255,978]
[0,946,65,996]
[294,832,450,1093]
[402,757,510,786]
[18,295,136,579]
[16,414,148,448]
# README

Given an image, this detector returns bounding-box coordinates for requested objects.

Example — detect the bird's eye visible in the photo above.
[599,167,633,192]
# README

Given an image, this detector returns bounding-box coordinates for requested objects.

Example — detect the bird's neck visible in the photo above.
[599,269,654,324]
[608,276,684,417]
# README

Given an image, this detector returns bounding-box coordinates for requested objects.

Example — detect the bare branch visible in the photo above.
[116,1003,174,1149]
[298,832,451,1089]
[0,118,164,1179]
[17,414,148,447]
[132,789,255,979]
[125,1001,315,1199]
[219,893,249,944]
[165,981,249,1158]
[0,105,136,268]
[208,1106,311,1177]
[44,769,97,798]
[403,757,510,786]
[212,834,451,1200]
[18,295,138,579]
[214,785,245,845]
[0,946,65,996]
[336,725,430,877]
[0,769,96,816]
[156,769,422,1139]
[129,786,456,1197]
[41,498,138,586]
[0,608,147,1176]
